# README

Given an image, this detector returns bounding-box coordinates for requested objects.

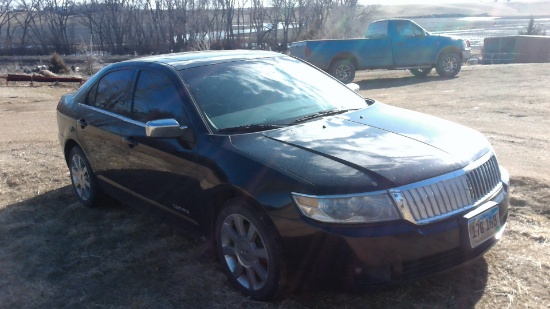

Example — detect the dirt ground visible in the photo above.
[0,63,549,308]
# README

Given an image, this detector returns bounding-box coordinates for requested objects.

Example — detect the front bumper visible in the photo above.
[462,49,471,62]
[279,182,509,285]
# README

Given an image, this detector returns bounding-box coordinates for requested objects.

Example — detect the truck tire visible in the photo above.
[436,52,461,77]
[410,68,432,77]
[329,59,355,83]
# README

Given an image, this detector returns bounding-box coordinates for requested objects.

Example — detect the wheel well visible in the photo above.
[205,189,278,241]
[437,47,463,63]
[330,54,358,70]
[63,139,80,165]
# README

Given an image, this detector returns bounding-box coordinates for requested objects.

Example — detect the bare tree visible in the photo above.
[187,0,218,50]
[43,0,75,53]
[322,2,377,39]
[270,0,297,51]
[0,0,15,51]
[219,0,236,48]
[299,0,333,40]
[249,0,270,48]
[3,0,380,55]
[235,0,248,48]
[13,0,52,53]
[102,0,134,54]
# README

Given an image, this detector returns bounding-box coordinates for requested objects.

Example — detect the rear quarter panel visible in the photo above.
[291,39,393,70]
[56,94,79,156]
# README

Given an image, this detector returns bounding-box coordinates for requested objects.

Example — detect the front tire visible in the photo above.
[410,68,432,77]
[215,199,281,300]
[68,146,101,208]
[329,59,356,83]
[436,52,462,77]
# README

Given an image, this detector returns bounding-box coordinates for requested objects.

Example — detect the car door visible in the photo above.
[117,68,202,227]
[391,20,433,67]
[76,68,136,186]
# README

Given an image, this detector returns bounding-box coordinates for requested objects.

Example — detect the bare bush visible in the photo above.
[49,53,69,74]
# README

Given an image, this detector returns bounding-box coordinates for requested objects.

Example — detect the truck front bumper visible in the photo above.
[462,49,471,62]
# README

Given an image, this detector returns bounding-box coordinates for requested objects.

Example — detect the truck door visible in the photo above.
[391,20,433,67]
[363,20,393,67]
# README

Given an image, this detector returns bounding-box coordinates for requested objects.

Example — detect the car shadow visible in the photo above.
[285,257,489,307]
[0,186,488,307]
[356,75,458,91]
[0,186,219,307]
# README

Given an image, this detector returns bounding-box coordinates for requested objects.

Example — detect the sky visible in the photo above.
[364,0,537,4]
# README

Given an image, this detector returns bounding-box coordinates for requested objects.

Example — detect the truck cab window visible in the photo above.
[397,21,424,38]
[365,20,388,39]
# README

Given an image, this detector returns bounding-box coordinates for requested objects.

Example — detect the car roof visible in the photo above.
[120,50,285,70]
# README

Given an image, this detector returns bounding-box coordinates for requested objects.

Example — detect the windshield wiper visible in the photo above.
[290,109,358,124]
[217,124,285,133]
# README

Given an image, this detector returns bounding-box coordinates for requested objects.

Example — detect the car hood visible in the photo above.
[430,33,465,43]
[230,102,491,193]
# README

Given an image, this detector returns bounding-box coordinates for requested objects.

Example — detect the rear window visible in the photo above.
[365,21,388,39]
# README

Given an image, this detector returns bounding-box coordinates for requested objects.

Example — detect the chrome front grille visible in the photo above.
[392,154,502,224]
[466,155,501,202]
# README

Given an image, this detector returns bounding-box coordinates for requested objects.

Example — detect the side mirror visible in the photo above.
[145,119,187,138]
[346,82,360,93]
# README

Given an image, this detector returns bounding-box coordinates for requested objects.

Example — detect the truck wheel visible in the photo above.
[410,68,432,77]
[436,52,461,77]
[329,59,355,83]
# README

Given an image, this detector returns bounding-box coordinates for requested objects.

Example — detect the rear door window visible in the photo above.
[86,69,134,118]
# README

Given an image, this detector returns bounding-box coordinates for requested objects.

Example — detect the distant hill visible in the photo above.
[375,1,550,19]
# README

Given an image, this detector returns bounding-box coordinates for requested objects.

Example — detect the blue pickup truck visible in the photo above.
[290,19,471,83]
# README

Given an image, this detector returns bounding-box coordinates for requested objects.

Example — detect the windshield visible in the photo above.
[179,56,367,132]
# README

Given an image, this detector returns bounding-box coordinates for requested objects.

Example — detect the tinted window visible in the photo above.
[132,70,185,123]
[86,69,133,117]
[365,21,388,38]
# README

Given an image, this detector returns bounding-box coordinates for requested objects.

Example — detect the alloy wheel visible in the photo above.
[70,154,91,201]
[220,213,270,291]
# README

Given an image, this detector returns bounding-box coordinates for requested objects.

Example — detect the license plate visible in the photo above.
[468,206,500,248]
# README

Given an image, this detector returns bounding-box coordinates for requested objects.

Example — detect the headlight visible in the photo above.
[291,191,401,223]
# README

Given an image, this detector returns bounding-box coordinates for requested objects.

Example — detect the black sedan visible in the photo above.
[57,50,509,300]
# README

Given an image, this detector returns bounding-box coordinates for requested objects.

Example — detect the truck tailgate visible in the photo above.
[289,41,309,61]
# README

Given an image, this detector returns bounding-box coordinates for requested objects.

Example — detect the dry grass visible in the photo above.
[0,63,549,308]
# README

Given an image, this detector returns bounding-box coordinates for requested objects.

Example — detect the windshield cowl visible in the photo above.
[290,109,359,124]
[216,124,286,134]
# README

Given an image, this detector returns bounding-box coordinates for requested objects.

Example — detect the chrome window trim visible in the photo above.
[79,103,145,127]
